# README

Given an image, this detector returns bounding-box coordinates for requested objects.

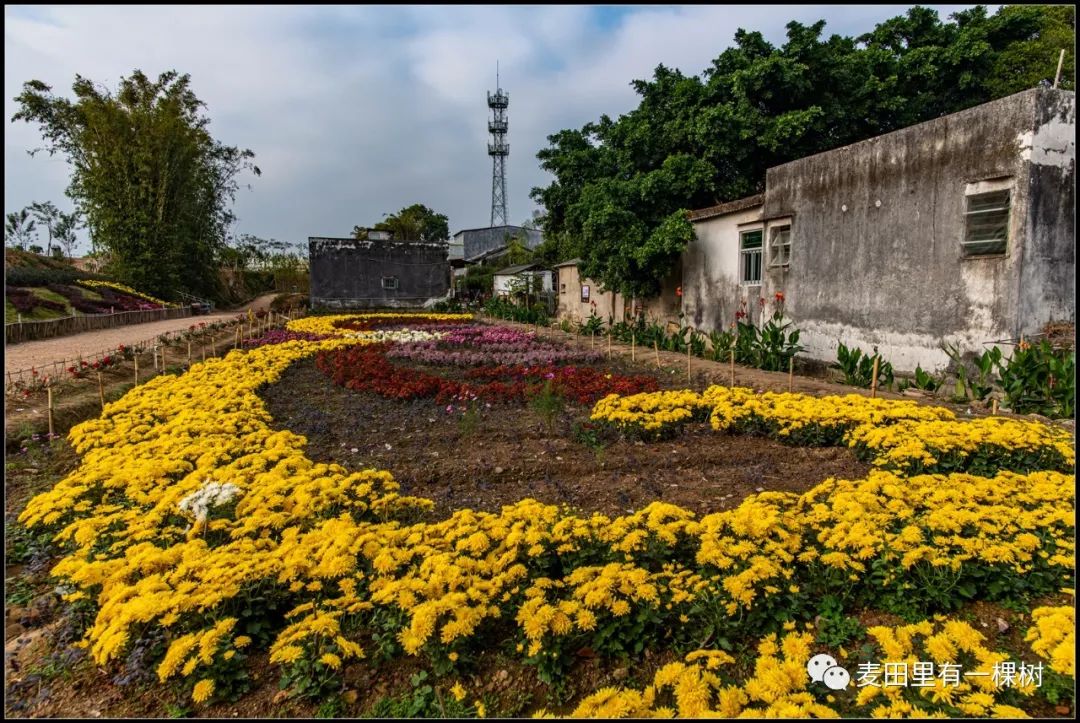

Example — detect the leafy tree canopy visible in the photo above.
[353,203,449,242]
[12,69,260,302]
[530,4,1074,298]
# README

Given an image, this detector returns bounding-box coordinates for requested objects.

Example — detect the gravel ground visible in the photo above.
[4,294,279,377]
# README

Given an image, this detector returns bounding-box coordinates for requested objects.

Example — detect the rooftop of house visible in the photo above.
[688,194,764,222]
[494,263,540,275]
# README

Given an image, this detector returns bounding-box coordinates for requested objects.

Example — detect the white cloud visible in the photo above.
[4,4,989,254]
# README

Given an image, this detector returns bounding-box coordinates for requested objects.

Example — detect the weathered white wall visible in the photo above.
[760,88,1074,372]
[494,270,553,296]
[684,205,763,333]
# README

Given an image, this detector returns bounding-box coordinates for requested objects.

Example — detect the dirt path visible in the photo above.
[489,316,915,400]
[4,294,278,377]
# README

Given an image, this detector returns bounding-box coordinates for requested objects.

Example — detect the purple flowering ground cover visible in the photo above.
[385,324,604,366]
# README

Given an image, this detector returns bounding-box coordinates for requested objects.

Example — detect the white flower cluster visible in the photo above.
[178,479,241,524]
[345,328,446,343]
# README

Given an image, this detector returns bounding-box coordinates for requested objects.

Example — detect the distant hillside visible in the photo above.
[5,249,171,323]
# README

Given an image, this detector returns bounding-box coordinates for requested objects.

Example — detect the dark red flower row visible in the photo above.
[315,345,658,405]
[333,316,466,332]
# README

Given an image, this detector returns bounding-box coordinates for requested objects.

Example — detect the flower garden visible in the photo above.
[7,312,1076,718]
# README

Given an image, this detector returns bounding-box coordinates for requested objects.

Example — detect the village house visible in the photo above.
[555,87,1075,372]
[308,234,449,309]
[492,263,553,298]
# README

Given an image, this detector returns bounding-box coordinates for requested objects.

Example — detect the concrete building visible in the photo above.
[555,88,1075,372]
[308,236,449,309]
[691,87,1074,372]
[450,225,543,263]
[493,263,553,297]
[554,259,680,327]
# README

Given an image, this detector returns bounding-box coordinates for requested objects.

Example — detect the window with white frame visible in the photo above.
[381,276,399,290]
[740,229,763,284]
[768,225,791,267]
[963,190,1010,256]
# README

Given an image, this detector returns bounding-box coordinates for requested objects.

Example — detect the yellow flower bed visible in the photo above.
[1025,606,1074,676]
[705,387,955,434]
[847,417,1076,472]
[16,316,1075,713]
[286,313,473,337]
[590,390,709,432]
[540,619,1048,718]
[591,386,1074,474]
[78,279,173,307]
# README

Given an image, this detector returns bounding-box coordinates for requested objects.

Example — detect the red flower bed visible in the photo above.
[316,345,658,405]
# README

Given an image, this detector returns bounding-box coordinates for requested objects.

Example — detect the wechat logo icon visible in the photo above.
[807,653,850,690]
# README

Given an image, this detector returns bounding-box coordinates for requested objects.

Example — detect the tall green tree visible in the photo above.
[4,208,37,250]
[28,201,60,256]
[53,210,81,258]
[12,69,260,301]
[531,4,1074,300]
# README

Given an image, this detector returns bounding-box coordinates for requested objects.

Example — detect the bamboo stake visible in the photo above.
[631,331,636,362]
[687,341,692,382]
[161,346,166,372]
[201,345,206,363]
[98,372,105,411]
[871,356,880,398]
[788,357,794,392]
[991,398,998,415]
[591,331,595,349]
[730,350,735,387]
[187,341,192,366]
[134,355,140,385]
[654,339,662,369]
[47,385,55,437]
[153,346,159,371]
[607,331,612,359]
[1053,48,1065,89]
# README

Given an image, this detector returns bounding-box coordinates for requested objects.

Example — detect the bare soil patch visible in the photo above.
[260,355,871,519]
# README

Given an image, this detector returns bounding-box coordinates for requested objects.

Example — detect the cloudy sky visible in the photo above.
[5,4,984,254]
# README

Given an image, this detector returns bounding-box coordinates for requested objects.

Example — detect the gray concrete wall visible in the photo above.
[1017,89,1076,338]
[757,87,1074,372]
[309,237,449,309]
[454,226,543,261]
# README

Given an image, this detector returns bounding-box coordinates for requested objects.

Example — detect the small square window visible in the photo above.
[740,230,762,284]
[381,276,399,290]
[963,190,1009,256]
[768,226,791,267]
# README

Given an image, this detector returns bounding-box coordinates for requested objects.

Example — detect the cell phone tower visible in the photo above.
[487,63,509,227]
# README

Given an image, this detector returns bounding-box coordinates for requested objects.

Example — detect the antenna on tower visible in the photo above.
[487,63,509,227]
